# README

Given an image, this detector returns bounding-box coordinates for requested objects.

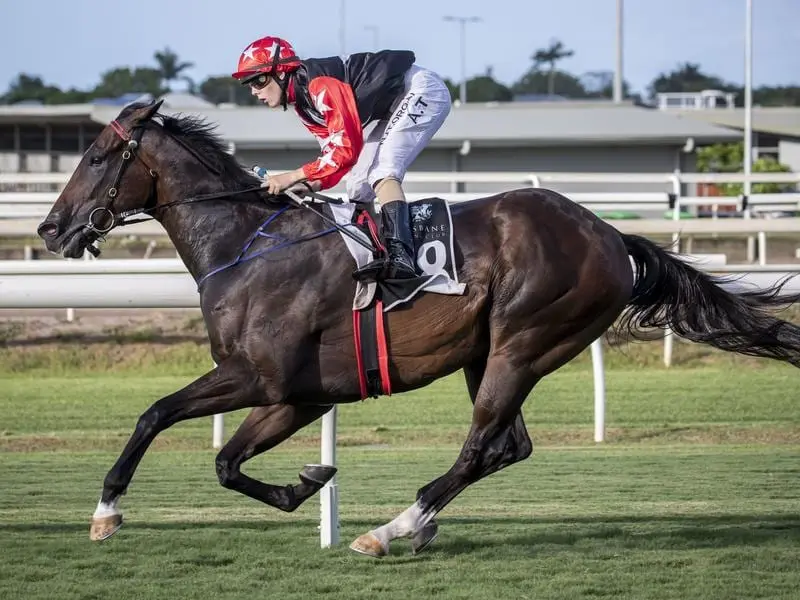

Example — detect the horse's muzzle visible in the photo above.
[37,214,93,258]
[37,215,64,254]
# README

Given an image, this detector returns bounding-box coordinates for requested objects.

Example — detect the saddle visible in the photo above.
[328,198,467,398]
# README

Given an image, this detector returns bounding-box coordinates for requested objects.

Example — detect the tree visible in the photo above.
[648,62,739,102]
[696,142,793,195]
[92,67,166,99]
[511,70,588,99]
[199,76,259,106]
[531,40,575,95]
[442,78,459,103]
[452,67,513,103]
[752,86,800,107]
[1,74,69,104]
[153,47,194,92]
[581,70,632,100]
[464,75,513,102]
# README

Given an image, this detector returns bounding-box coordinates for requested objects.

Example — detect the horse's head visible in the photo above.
[37,100,164,258]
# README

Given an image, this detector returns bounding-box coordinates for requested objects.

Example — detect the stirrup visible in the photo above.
[352,257,387,283]
[385,257,417,280]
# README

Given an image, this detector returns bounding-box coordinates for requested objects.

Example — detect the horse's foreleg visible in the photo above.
[90,355,265,541]
[215,404,334,512]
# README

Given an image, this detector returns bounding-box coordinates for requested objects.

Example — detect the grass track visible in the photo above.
[1,359,798,599]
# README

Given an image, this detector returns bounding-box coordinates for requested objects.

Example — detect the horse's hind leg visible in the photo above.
[410,357,533,555]
[215,404,335,512]
[351,355,538,557]
[351,276,625,557]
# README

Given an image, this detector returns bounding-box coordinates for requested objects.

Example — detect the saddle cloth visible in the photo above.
[329,198,467,311]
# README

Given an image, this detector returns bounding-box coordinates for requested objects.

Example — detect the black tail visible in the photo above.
[617,234,800,367]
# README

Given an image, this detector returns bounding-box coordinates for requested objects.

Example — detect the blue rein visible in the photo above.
[196,205,337,289]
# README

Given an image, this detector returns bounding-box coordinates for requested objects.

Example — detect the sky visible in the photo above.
[1,0,798,97]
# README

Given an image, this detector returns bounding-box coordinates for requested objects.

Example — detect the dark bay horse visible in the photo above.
[37,101,800,557]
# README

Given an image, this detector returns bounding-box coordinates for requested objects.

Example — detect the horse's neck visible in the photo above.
[156,187,272,283]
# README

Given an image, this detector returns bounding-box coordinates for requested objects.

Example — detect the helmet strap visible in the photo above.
[271,72,292,111]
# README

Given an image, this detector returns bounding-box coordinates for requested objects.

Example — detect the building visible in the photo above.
[0,94,747,196]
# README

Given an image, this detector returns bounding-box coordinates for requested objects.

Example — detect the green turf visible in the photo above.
[1,447,798,600]
[1,361,798,599]
[1,364,797,450]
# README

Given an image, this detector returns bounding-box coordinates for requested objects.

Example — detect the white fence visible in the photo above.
[4,170,799,265]
[2,170,800,221]
[2,257,797,547]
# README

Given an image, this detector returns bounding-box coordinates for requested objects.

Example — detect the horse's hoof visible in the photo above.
[349,532,387,558]
[90,514,122,541]
[300,464,337,487]
[411,520,438,555]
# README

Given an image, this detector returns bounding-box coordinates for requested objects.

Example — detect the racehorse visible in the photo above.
[37,100,800,557]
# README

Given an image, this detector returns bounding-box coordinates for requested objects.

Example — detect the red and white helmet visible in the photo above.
[232,36,301,82]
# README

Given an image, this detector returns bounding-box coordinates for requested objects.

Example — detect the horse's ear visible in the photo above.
[131,99,164,125]
[120,99,164,126]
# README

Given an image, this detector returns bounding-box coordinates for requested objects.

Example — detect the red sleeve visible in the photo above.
[299,76,364,190]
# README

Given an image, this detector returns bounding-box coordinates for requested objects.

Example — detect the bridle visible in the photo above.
[79,116,263,256]
[78,120,163,256]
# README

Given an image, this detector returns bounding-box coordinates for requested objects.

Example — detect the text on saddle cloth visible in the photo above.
[329,198,466,312]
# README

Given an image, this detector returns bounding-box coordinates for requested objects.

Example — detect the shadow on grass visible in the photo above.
[3,513,798,555]
[421,513,800,556]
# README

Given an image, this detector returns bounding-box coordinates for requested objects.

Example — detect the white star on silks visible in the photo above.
[312,89,332,114]
[318,130,344,151]
[242,44,258,60]
[316,149,338,171]
[264,41,278,59]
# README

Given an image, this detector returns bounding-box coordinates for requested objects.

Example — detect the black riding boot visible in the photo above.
[380,200,417,279]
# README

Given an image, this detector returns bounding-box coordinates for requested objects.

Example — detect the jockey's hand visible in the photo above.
[286,179,322,197]
[262,170,303,195]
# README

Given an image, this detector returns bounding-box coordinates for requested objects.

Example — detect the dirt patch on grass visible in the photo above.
[2,304,799,374]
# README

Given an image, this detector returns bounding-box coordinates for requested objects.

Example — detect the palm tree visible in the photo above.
[532,40,574,96]
[153,47,194,92]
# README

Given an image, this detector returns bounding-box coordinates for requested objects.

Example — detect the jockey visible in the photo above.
[232,36,452,280]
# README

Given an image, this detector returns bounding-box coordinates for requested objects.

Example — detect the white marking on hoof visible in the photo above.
[93,499,121,519]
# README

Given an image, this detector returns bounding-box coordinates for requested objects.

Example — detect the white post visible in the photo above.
[664,172,682,365]
[143,240,157,259]
[590,338,605,443]
[320,406,339,547]
[663,329,674,367]
[212,361,224,449]
[212,414,224,449]
[443,15,481,105]
[744,0,756,263]
[613,0,624,103]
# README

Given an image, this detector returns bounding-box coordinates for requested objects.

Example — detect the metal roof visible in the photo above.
[1,98,743,146]
[672,107,800,138]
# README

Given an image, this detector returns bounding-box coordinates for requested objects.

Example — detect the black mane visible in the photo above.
[159,113,258,188]
[122,102,259,188]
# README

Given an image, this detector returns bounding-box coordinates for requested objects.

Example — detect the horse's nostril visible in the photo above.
[37,222,59,238]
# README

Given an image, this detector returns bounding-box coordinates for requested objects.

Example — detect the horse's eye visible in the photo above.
[89,156,103,166]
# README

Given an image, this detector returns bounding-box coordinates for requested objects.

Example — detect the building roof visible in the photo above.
[1,97,743,147]
[0,103,96,124]
[672,107,800,137]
